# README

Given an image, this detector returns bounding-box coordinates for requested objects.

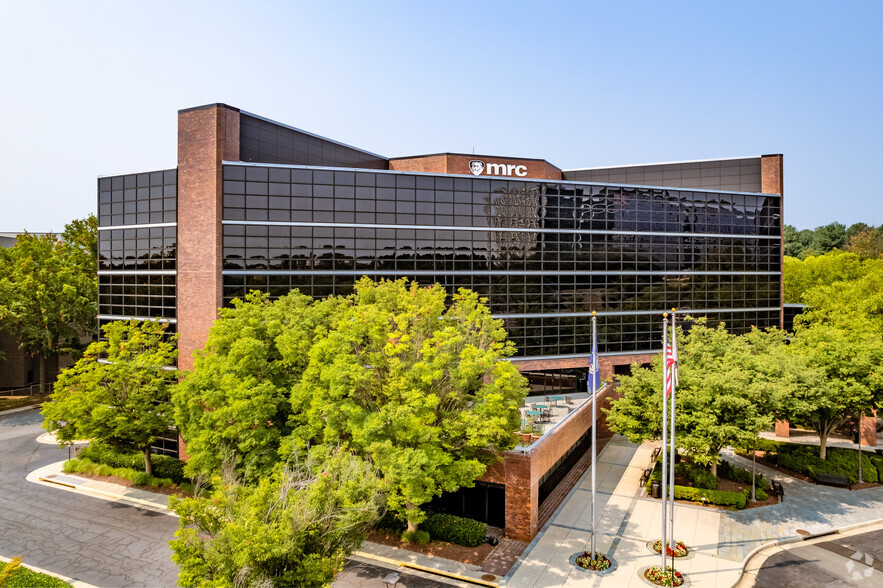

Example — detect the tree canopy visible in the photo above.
[174,278,528,531]
[42,320,179,474]
[605,321,781,474]
[169,449,384,588]
[0,216,98,392]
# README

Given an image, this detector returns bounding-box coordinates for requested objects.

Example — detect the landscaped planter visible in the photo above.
[646,540,694,560]
[568,552,617,575]
[639,565,689,587]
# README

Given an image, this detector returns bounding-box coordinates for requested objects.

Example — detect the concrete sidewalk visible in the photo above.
[506,436,883,587]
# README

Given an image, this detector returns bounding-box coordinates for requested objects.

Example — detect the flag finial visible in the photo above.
[592,310,596,316]
[671,308,676,313]
[663,312,668,318]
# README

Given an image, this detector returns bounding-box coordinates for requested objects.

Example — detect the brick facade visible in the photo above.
[390,153,562,180]
[512,353,656,382]
[176,104,240,371]
[480,384,621,542]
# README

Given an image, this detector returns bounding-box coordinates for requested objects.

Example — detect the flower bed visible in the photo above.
[574,551,611,571]
[644,565,685,586]
[652,540,688,557]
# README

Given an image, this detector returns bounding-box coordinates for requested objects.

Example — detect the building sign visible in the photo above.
[469,159,528,177]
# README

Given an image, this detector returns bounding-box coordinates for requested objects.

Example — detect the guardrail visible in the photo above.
[0,384,42,397]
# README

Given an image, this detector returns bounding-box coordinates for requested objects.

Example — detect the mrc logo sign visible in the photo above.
[468,159,528,177]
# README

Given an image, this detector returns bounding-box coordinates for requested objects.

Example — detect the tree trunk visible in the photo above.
[39,354,46,395]
[819,430,828,461]
[710,461,718,476]
[405,502,418,533]
[143,448,153,476]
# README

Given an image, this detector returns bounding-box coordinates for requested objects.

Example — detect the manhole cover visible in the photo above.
[480,574,496,581]
[796,529,810,537]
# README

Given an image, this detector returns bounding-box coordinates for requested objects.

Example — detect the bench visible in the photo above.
[771,480,784,501]
[382,573,401,588]
[640,468,652,486]
[816,473,850,488]
[651,447,661,462]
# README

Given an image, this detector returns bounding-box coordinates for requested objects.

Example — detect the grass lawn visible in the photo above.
[0,394,49,412]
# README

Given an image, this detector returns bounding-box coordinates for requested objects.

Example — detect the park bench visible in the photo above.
[382,573,401,588]
[815,473,850,488]
[771,480,784,502]
[640,468,652,486]
[651,447,661,462]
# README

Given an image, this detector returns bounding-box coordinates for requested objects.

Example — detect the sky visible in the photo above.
[1,1,881,232]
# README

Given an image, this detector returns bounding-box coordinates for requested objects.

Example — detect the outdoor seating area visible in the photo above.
[517,392,590,445]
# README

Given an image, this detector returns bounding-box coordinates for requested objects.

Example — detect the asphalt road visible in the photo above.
[0,408,179,587]
[752,528,883,587]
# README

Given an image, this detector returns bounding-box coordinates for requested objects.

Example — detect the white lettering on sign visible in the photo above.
[468,160,528,177]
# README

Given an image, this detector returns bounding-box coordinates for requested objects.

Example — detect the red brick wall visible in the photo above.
[479,384,621,541]
[860,411,877,447]
[761,154,784,329]
[390,153,562,180]
[176,105,240,371]
[512,353,657,381]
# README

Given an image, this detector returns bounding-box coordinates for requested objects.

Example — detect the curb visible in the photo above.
[27,462,176,517]
[729,516,883,588]
[352,549,498,587]
[0,554,98,588]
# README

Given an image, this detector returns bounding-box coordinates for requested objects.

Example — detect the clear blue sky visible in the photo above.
[1,1,881,232]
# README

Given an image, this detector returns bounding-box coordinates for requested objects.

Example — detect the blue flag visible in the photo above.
[589,317,601,392]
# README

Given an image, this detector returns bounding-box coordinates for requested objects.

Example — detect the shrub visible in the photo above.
[421,512,487,547]
[673,486,747,509]
[775,443,878,484]
[79,443,188,484]
[63,457,173,488]
[401,530,430,545]
[1,565,71,587]
[675,462,719,490]
[718,460,769,491]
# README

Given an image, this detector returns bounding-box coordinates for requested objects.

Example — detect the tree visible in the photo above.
[847,229,883,259]
[605,321,779,474]
[42,320,178,475]
[288,278,528,531]
[0,216,97,393]
[169,449,384,588]
[782,250,878,304]
[173,290,345,482]
[811,222,848,254]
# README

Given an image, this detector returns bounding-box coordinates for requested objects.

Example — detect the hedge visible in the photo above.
[63,457,174,488]
[647,461,749,508]
[79,443,186,484]
[421,512,487,547]
[673,486,747,509]
[773,443,879,484]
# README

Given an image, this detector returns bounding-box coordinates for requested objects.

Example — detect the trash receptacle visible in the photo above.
[651,481,661,498]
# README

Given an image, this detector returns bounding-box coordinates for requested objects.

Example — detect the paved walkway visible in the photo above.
[506,435,883,588]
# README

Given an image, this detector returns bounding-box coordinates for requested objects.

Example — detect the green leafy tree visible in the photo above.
[847,229,883,259]
[606,321,779,474]
[173,290,345,481]
[0,216,97,393]
[811,222,848,253]
[169,449,384,588]
[42,320,178,474]
[847,222,872,241]
[288,278,528,531]
[783,250,880,304]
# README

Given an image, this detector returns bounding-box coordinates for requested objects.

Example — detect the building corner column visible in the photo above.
[176,104,240,372]
[761,154,784,330]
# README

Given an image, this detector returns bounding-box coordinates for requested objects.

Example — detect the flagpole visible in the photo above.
[669,310,677,555]
[590,311,598,558]
[660,314,669,570]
